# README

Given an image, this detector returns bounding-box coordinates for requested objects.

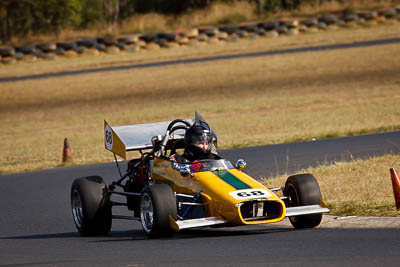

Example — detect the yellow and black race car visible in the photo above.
[71,111,329,238]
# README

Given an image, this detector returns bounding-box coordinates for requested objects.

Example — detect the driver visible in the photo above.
[170,121,220,174]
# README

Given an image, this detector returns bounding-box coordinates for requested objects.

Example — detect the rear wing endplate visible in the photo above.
[104,119,193,159]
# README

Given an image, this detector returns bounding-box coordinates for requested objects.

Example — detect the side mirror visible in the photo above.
[235,159,246,170]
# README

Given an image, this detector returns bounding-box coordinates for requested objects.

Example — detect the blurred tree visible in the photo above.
[103,0,136,31]
[0,1,9,43]
[81,0,103,27]
[103,0,119,31]
[38,0,82,36]
[264,0,309,11]
[132,0,212,14]
[0,0,82,43]
[119,0,135,21]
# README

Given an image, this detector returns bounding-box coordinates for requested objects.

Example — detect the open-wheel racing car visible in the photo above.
[71,111,329,238]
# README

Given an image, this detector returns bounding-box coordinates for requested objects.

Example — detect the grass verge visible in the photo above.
[0,24,399,174]
[261,154,400,217]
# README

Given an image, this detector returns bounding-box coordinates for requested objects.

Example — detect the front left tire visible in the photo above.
[284,173,323,229]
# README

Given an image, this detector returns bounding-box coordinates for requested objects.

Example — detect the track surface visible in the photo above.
[1,37,399,83]
[1,132,400,266]
[221,131,400,178]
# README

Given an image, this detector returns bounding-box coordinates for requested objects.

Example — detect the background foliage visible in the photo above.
[0,0,396,44]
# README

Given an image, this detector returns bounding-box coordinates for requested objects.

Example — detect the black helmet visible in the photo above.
[184,122,212,159]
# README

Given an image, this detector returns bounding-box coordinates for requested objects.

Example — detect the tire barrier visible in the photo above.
[1,7,399,65]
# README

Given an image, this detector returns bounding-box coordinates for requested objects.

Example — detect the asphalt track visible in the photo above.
[221,131,400,178]
[1,132,400,266]
[1,37,399,83]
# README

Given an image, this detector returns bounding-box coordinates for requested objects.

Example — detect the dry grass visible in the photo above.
[178,1,257,27]
[293,0,397,15]
[120,13,171,35]
[0,23,399,174]
[262,154,400,216]
[121,1,257,34]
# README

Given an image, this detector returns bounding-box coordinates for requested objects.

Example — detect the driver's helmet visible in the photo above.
[184,122,212,158]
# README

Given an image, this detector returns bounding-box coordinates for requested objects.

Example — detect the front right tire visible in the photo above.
[140,184,177,238]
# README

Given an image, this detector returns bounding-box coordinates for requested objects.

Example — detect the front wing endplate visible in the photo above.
[169,216,227,231]
[285,204,329,217]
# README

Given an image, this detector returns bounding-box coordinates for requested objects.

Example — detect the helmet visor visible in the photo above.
[192,133,212,152]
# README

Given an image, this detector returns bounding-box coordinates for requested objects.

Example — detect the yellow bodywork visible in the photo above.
[152,158,286,226]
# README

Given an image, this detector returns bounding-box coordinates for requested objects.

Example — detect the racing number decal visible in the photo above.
[229,189,271,200]
[237,190,264,197]
[104,125,113,150]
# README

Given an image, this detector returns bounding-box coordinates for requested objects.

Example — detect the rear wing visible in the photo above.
[104,119,193,159]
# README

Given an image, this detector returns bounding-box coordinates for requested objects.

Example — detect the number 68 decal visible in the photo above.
[104,125,114,150]
[229,189,271,200]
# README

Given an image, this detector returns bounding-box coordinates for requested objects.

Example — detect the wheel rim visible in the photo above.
[140,193,154,233]
[287,184,301,224]
[71,188,83,228]
[286,185,299,207]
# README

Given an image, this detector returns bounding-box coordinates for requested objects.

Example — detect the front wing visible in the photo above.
[169,204,329,231]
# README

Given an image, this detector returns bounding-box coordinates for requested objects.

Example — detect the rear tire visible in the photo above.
[71,176,112,236]
[140,184,177,238]
[284,174,323,228]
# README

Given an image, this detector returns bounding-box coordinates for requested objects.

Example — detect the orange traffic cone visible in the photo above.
[62,138,73,163]
[390,168,400,210]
